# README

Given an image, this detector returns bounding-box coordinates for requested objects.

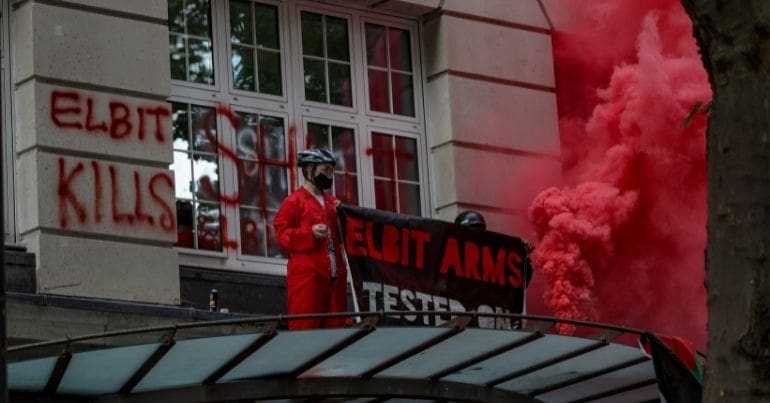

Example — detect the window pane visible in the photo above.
[368,69,389,113]
[392,73,415,116]
[229,0,252,45]
[196,202,222,251]
[193,155,220,201]
[398,183,420,216]
[371,133,394,178]
[168,0,185,33]
[235,112,258,159]
[232,45,256,91]
[328,62,352,107]
[325,16,349,61]
[303,58,326,103]
[266,211,287,258]
[176,200,194,248]
[186,0,212,38]
[301,11,323,57]
[238,160,260,207]
[172,151,193,199]
[307,123,329,148]
[171,103,190,150]
[374,179,396,212]
[254,3,279,49]
[395,136,418,181]
[191,105,217,153]
[331,127,356,173]
[188,38,214,84]
[265,165,288,209]
[335,173,358,205]
[365,24,387,67]
[169,35,187,81]
[257,50,282,95]
[389,28,412,71]
[260,116,286,161]
[240,208,264,256]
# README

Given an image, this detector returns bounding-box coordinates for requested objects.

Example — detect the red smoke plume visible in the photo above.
[530,1,710,345]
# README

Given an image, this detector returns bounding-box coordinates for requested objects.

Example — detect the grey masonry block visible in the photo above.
[16,81,173,164]
[24,231,180,305]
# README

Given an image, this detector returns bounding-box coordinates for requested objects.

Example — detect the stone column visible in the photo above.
[422,0,563,235]
[13,0,179,304]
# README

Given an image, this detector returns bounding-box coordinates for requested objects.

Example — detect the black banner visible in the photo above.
[338,205,530,328]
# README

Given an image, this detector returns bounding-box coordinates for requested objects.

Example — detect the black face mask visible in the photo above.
[313,172,333,190]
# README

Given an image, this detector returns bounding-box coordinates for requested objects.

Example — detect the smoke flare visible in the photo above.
[530,2,710,345]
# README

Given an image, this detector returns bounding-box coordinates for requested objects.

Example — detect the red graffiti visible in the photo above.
[109,166,134,224]
[50,90,170,143]
[186,104,297,253]
[58,159,87,228]
[199,105,239,205]
[133,171,154,224]
[90,161,103,223]
[109,102,132,139]
[288,125,297,192]
[57,157,175,234]
[51,91,83,130]
[220,216,238,250]
[150,173,176,232]
[85,98,108,132]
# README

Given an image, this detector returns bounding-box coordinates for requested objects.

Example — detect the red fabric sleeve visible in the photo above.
[273,196,315,252]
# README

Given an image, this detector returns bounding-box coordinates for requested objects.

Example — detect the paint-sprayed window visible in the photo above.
[371,132,421,216]
[169,0,215,85]
[168,1,427,273]
[234,111,289,258]
[365,23,415,117]
[170,102,222,251]
[229,1,282,95]
[306,122,358,205]
[300,11,353,107]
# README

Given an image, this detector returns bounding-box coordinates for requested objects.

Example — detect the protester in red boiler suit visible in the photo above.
[274,147,348,329]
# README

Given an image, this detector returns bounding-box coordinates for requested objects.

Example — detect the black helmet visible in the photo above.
[297,147,336,167]
[455,210,486,230]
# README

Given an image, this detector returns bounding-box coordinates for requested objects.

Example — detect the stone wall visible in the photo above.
[12,0,179,304]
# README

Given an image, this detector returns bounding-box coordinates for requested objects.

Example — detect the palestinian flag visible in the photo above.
[639,332,703,403]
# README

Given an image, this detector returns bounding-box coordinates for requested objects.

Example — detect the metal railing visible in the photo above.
[8,310,648,354]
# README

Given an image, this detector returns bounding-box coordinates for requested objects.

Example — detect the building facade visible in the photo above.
[0,0,561,342]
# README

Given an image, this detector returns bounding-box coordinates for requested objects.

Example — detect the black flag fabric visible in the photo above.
[640,332,703,403]
[337,205,530,328]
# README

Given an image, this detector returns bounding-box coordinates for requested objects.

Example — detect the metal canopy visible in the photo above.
[7,311,661,403]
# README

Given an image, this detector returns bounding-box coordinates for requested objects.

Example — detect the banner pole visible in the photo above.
[344,252,361,323]
[336,205,361,323]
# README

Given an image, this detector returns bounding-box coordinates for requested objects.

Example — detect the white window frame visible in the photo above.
[365,126,429,215]
[224,0,290,102]
[360,16,422,124]
[171,0,431,275]
[292,4,358,114]
[300,115,363,204]
[170,0,224,92]
[227,104,292,264]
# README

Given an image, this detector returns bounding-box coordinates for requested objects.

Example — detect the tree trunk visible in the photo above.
[680,0,770,401]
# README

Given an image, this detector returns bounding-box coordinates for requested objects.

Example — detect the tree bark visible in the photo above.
[680,0,770,401]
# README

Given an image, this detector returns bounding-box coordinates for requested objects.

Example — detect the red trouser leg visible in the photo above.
[286,269,329,330]
[322,276,349,328]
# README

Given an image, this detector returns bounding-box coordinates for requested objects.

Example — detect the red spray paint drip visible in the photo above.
[529,2,710,346]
